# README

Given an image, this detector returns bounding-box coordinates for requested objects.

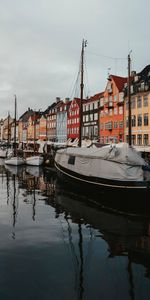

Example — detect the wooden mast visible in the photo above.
[14,95,17,156]
[33,111,36,154]
[78,39,87,147]
[7,112,10,147]
[128,52,132,146]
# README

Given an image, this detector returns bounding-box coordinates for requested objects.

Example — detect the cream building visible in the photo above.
[124,65,150,147]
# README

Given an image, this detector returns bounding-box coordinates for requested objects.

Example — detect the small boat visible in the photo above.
[5,155,25,166]
[5,95,25,166]
[26,155,44,166]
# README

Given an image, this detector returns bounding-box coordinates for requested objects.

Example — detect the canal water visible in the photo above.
[0,159,150,300]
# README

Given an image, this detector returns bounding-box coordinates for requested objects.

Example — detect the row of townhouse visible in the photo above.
[1,64,150,146]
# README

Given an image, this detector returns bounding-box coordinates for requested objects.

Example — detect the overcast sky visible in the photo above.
[0,0,149,119]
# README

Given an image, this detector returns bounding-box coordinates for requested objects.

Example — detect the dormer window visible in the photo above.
[134,75,139,82]
[107,83,112,93]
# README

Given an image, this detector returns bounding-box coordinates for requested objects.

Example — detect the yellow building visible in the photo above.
[124,65,150,147]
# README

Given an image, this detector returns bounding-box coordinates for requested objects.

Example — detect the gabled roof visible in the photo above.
[46,101,60,114]
[89,92,104,102]
[137,65,150,81]
[19,108,34,122]
[110,75,127,92]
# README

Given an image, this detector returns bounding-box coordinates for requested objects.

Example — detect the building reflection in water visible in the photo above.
[2,163,150,299]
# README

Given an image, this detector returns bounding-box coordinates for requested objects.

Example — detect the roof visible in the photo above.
[110,75,127,92]
[19,109,34,122]
[88,92,104,102]
[137,65,150,81]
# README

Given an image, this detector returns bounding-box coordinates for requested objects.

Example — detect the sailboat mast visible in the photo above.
[128,52,132,146]
[33,111,36,154]
[7,112,10,147]
[79,39,87,147]
[14,95,17,156]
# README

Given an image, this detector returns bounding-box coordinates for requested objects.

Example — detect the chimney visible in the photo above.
[131,70,136,77]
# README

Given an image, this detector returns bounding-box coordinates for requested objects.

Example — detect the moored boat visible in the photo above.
[4,95,25,166]
[54,142,150,193]
[26,155,44,166]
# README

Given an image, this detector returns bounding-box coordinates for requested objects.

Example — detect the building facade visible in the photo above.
[124,65,150,146]
[99,75,127,144]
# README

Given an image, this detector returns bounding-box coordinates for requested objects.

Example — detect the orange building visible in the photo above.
[27,112,41,142]
[39,115,47,141]
[99,75,127,144]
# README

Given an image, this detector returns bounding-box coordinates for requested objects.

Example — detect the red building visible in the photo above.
[67,98,80,141]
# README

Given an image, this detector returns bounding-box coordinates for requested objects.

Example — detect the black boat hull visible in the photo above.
[54,161,150,214]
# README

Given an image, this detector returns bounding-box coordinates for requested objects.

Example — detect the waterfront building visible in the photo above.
[39,114,47,141]
[27,111,42,142]
[56,98,70,143]
[1,115,13,143]
[67,98,80,141]
[18,108,33,143]
[99,75,127,144]
[46,97,60,142]
[124,65,150,146]
[82,92,103,140]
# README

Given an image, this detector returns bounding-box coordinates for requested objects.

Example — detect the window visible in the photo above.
[143,134,148,145]
[94,113,98,120]
[90,114,93,121]
[131,115,136,127]
[94,126,98,136]
[119,106,123,115]
[68,155,76,165]
[132,135,136,145]
[137,134,142,145]
[94,101,98,109]
[137,114,142,126]
[131,98,135,109]
[119,122,123,128]
[86,115,89,122]
[144,96,148,107]
[114,107,118,115]
[90,103,93,110]
[109,109,112,116]
[144,113,148,126]
[137,97,142,108]
[126,116,129,128]
[114,122,118,128]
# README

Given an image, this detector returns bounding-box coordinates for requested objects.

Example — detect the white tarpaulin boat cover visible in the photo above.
[55,143,147,181]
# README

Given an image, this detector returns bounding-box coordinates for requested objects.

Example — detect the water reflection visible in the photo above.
[1,163,150,299]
